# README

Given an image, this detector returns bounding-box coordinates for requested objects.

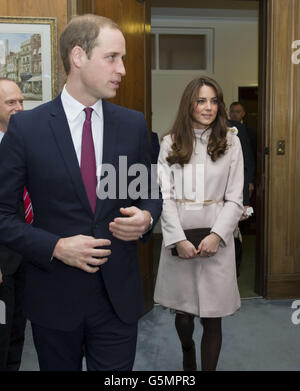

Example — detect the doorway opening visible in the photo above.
[150,0,265,299]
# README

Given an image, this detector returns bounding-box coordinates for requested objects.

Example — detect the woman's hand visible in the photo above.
[176,240,198,259]
[198,233,221,257]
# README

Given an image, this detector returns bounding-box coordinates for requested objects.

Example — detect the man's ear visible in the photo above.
[70,45,86,70]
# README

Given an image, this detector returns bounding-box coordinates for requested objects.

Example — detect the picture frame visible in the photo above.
[0,16,58,109]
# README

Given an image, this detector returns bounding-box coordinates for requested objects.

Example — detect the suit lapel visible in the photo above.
[95,100,118,219]
[48,95,93,217]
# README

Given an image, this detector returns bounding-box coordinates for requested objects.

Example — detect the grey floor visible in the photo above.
[20,297,300,371]
[19,234,300,371]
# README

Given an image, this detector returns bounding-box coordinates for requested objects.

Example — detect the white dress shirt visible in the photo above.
[0,130,4,143]
[61,85,103,174]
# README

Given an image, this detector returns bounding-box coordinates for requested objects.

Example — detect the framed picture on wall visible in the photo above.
[0,16,57,109]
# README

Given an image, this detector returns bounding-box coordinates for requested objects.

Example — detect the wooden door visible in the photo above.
[263,0,300,298]
[93,0,154,313]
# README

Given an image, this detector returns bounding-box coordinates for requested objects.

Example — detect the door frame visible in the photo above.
[255,0,267,296]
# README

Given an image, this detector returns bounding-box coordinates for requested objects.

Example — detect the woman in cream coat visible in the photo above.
[154,76,244,371]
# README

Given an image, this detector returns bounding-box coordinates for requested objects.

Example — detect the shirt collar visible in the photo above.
[61,85,103,122]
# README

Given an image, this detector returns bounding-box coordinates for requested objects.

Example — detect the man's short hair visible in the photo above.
[230,101,245,110]
[60,14,121,75]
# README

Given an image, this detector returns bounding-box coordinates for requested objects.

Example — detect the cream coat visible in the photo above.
[154,128,244,317]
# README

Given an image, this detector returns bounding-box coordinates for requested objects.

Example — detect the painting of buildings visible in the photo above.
[0,33,42,100]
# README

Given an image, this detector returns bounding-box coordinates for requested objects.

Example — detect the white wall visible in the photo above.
[151,15,259,141]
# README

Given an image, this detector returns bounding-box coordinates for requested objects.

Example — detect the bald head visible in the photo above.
[0,79,24,132]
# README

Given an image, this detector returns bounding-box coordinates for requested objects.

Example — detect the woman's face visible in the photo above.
[192,85,218,129]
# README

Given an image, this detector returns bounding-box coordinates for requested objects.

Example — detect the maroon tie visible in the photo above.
[23,187,33,225]
[80,107,97,213]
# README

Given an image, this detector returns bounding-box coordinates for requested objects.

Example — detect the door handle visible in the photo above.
[277,140,285,155]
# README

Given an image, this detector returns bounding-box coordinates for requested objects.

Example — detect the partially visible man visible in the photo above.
[0,15,162,371]
[229,102,256,277]
[228,119,254,207]
[0,78,26,371]
[229,101,246,124]
[229,101,257,194]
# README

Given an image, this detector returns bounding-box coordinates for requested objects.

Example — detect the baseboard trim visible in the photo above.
[266,279,300,299]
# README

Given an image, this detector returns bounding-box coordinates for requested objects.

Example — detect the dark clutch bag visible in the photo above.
[171,228,211,256]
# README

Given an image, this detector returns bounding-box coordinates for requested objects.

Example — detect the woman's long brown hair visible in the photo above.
[165,76,228,165]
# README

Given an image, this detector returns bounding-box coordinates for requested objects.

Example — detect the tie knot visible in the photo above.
[84,107,93,121]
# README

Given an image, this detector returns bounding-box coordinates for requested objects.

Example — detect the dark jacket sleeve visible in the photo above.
[0,202,25,275]
[0,116,59,272]
[130,114,162,242]
[151,132,160,164]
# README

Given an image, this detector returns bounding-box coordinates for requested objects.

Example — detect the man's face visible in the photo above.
[0,80,24,131]
[78,26,126,102]
[229,104,245,123]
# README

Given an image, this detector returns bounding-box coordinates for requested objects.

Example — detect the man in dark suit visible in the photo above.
[229,101,257,194]
[228,116,255,277]
[0,78,26,371]
[0,15,162,371]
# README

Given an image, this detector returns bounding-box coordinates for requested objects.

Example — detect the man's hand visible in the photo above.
[198,233,221,257]
[176,240,198,259]
[109,207,152,241]
[240,205,250,221]
[53,235,111,273]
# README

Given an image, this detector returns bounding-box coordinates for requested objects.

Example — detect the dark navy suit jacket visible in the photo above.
[151,132,160,164]
[0,204,24,276]
[0,95,162,331]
